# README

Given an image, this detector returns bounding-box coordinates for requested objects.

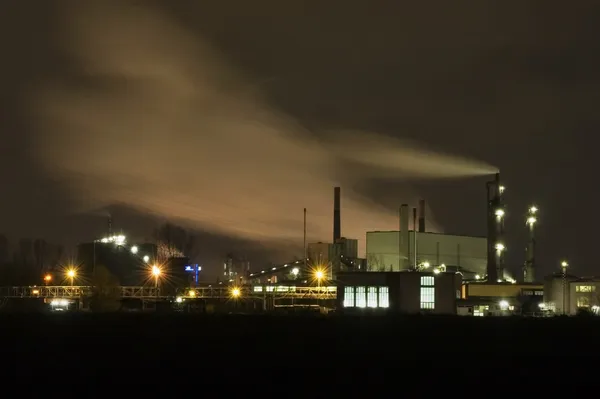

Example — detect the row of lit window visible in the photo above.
[343,286,389,308]
[522,290,543,296]
[576,285,596,293]
[252,286,336,292]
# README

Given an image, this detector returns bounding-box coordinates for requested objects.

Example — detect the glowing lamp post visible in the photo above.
[66,269,76,286]
[44,274,52,285]
[314,269,325,287]
[230,287,241,312]
[152,265,161,300]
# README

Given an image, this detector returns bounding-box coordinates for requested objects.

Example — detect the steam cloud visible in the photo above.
[30,2,496,257]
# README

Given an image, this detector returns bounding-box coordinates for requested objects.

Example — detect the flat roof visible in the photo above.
[366,230,486,239]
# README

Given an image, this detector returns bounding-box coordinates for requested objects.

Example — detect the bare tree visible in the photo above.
[90,264,121,312]
[154,222,197,260]
[367,254,386,271]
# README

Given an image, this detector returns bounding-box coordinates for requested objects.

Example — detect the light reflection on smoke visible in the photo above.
[30,1,496,256]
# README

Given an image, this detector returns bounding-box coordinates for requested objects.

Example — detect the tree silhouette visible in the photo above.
[154,222,197,260]
[89,264,121,312]
[367,254,386,271]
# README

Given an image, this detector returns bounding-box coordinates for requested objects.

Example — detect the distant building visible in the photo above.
[336,271,461,315]
[366,230,487,278]
[308,238,363,277]
[223,254,250,285]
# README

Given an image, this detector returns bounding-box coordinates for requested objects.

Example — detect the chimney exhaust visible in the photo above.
[418,199,426,233]
[333,187,341,242]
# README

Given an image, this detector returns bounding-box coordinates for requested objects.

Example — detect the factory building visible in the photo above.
[458,282,544,316]
[543,272,600,315]
[77,238,158,286]
[223,253,250,285]
[247,187,364,284]
[366,201,487,279]
[308,238,361,271]
[337,271,461,314]
[367,230,487,277]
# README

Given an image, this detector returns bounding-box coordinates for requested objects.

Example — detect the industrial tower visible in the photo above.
[523,206,538,283]
[486,173,506,282]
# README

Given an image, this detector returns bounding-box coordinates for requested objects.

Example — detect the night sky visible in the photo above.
[1,1,598,279]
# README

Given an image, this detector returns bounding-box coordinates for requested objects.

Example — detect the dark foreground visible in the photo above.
[3,314,596,386]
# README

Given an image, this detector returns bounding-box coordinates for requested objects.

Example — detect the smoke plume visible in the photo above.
[30,1,496,256]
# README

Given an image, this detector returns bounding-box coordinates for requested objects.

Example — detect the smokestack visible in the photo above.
[524,206,538,283]
[486,173,505,282]
[418,199,426,233]
[400,204,409,270]
[333,187,341,242]
[413,207,418,269]
[108,214,112,237]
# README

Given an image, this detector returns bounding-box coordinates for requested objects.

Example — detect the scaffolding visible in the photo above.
[0,286,164,299]
[181,285,337,300]
[0,285,337,300]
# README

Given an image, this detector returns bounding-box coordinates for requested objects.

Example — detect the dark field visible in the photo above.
[3,314,595,386]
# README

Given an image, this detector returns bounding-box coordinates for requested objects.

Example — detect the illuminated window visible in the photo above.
[355,286,366,308]
[378,287,389,308]
[420,287,435,309]
[367,287,378,308]
[473,305,489,317]
[345,286,389,308]
[576,285,595,293]
[577,297,590,308]
[421,276,434,286]
[343,286,355,307]
[420,276,435,309]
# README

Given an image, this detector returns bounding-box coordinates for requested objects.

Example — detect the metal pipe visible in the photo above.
[398,207,401,271]
[413,207,418,269]
[418,199,426,232]
[303,208,307,273]
[400,204,409,270]
[333,187,341,242]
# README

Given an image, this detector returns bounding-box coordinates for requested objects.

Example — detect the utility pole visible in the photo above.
[303,208,307,274]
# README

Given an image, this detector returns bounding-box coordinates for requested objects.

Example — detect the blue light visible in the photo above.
[184,266,193,272]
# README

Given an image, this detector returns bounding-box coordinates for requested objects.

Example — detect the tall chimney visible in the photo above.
[486,172,505,282]
[400,204,409,270]
[108,214,112,237]
[524,205,537,283]
[333,187,341,242]
[413,207,418,269]
[418,199,426,233]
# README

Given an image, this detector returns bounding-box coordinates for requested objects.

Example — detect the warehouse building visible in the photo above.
[336,270,461,314]
[458,282,544,316]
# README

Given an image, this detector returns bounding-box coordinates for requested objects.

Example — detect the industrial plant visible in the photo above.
[0,172,596,316]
